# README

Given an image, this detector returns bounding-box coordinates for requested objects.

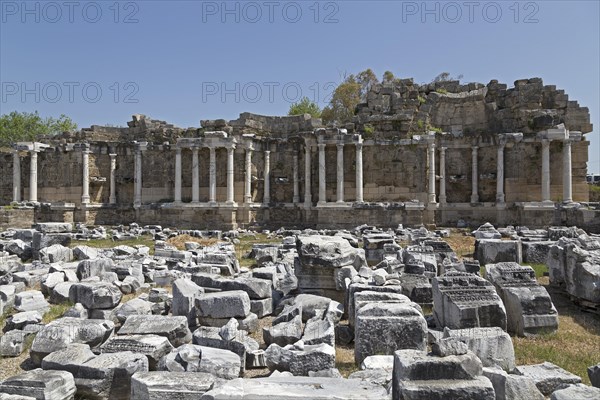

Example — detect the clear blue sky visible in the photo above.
[1,0,599,172]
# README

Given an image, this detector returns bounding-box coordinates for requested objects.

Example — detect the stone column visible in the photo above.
[174,148,182,203]
[318,143,326,205]
[304,143,312,208]
[109,153,117,204]
[226,146,236,205]
[81,150,90,204]
[244,145,253,203]
[470,146,479,203]
[336,143,344,203]
[293,151,300,204]
[428,143,436,203]
[134,147,143,208]
[263,150,271,204]
[562,139,573,203]
[209,146,217,205]
[541,139,551,202]
[355,142,364,202]
[191,147,200,203]
[496,142,505,204]
[439,147,447,204]
[29,150,38,202]
[12,150,21,202]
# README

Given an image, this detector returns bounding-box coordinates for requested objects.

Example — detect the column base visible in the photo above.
[496,202,506,210]
[317,201,327,207]
[470,195,480,203]
[81,196,90,204]
[224,201,238,207]
[293,197,300,203]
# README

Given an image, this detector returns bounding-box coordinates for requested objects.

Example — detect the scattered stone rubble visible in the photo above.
[0,221,598,399]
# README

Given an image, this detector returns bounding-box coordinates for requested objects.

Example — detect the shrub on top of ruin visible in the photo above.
[288,97,322,119]
[435,88,448,94]
[363,124,375,137]
[0,111,77,146]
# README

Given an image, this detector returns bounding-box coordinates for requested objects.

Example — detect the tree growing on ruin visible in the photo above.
[288,97,322,118]
[0,111,77,147]
[321,69,384,125]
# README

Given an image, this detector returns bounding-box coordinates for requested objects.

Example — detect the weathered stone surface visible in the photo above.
[72,245,99,261]
[432,271,507,330]
[159,344,241,379]
[172,278,204,325]
[296,235,364,268]
[393,349,483,381]
[472,223,501,239]
[431,337,468,357]
[302,313,335,347]
[76,258,114,281]
[76,351,149,400]
[355,302,427,364]
[14,290,50,313]
[118,315,192,347]
[394,376,495,400]
[360,355,394,371]
[39,244,73,264]
[192,274,271,300]
[250,298,272,318]
[68,282,122,310]
[515,362,582,395]
[352,290,415,328]
[0,331,32,357]
[265,343,335,376]
[30,318,115,366]
[346,283,404,328]
[100,335,174,370]
[442,327,515,371]
[589,363,600,388]
[482,367,544,400]
[195,291,251,319]
[41,343,96,375]
[0,369,76,400]
[263,315,302,347]
[34,223,72,233]
[130,371,220,400]
[550,384,600,400]
[485,262,558,336]
[200,376,389,399]
[49,282,74,304]
[3,311,43,332]
[475,239,522,265]
[115,298,153,323]
[5,240,32,261]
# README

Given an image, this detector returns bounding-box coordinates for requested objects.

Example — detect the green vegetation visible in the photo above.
[418,95,426,105]
[524,263,548,278]
[435,88,448,94]
[363,124,375,137]
[42,302,73,324]
[288,97,322,118]
[0,111,77,146]
[234,233,282,268]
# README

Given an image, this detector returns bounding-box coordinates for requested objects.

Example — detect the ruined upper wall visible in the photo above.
[353,77,592,137]
[57,77,591,144]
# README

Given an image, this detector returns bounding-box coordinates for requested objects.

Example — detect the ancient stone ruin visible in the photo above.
[1,77,598,232]
[1,76,600,399]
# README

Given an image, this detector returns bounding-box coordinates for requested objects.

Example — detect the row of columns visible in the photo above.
[9,136,575,207]
[315,140,364,205]
[12,146,118,205]
[432,138,574,205]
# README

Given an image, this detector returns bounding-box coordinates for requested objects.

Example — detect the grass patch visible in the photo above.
[336,344,358,377]
[0,306,15,332]
[166,234,220,250]
[513,313,600,384]
[42,302,73,324]
[440,229,475,259]
[524,263,548,278]
[234,233,282,269]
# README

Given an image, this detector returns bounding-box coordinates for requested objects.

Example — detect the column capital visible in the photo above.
[337,143,344,149]
[109,153,117,158]
[355,142,363,150]
[318,143,326,150]
[440,146,447,153]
